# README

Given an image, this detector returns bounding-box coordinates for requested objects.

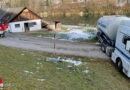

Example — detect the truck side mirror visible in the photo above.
[126,40,130,52]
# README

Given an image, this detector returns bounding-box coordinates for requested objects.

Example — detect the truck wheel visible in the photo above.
[106,49,111,57]
[101,45,106,53]
[1,33,5,38]
[117,59,123,72]
[107,51,111,57]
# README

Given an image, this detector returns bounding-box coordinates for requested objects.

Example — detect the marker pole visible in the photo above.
[53,33,56,55]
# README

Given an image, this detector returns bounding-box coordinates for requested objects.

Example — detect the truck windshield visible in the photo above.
[123,36,130,45]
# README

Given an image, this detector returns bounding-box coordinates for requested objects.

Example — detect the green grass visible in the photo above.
[55,34,69,40]
[24,32,98,43]
[25,32,69,40]
[61,27,69,31]
[24,32,54,37]
[0,45,130,90]
[73,37,98,43]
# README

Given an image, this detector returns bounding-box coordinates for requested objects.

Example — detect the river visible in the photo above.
[44,15,101,26]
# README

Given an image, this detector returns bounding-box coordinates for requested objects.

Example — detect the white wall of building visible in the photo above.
[9,19,41,32]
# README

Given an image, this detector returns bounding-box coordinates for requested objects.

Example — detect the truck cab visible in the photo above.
[0,19,8,38]
[112,21,130,77]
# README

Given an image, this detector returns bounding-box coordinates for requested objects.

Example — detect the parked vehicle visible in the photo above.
[97,15,130,77]
[0,19,8,38]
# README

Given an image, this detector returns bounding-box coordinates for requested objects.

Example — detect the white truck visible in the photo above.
[97,16,130,77]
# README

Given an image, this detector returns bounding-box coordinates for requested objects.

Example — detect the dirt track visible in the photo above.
[0,33,109,59]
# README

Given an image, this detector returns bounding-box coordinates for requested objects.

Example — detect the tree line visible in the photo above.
[1,0,130,16]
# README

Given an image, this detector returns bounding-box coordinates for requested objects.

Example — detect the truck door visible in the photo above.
[122,35,130,58]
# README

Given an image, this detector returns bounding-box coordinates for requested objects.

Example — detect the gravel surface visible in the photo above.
[0,33,109,59]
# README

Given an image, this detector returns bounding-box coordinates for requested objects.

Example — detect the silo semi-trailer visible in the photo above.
[97,16,129,56]
[97,16,130,78]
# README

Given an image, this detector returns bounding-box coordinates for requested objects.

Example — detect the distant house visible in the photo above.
[116,0,130,6]
[72,0,86,3]
[0,7,42,32]
[51,0,63,8]
[50,0,86,5]
[52,0,62,4]
[85,0,130,7]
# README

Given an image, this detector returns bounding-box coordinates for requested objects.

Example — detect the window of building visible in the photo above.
[15,24,20,28]
[29,22,37,27]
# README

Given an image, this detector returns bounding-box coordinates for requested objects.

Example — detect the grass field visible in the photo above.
[24,24,98,44]
[25,32,97,43]
[0,45,130,90]
[25,32,98,44]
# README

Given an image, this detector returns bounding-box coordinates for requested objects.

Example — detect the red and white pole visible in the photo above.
[53,34,56,55]
[0,78,3,88]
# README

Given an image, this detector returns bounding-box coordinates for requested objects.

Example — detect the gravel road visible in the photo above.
[0,33,109,59]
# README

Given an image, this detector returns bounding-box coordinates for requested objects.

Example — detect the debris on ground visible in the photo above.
[24,70,33,74]
[37,79,46,81]
[83,70,89,74]
[36,62,42,65]
[46,57,82,66]
[67,65,73,68]
[21,53,24,56]
[56,67,63,70]
[46,57,62,63]
[62,58,82,66]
